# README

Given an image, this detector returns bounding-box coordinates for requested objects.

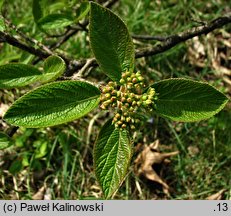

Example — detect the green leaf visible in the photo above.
[9,160,23,174]
[4,81,100,128]
[94,120,132,199]
[75,1,90,22]
[152,78,229,122]
[0,64,42,89]
[89,2,135,82]
[40,55,66,83]
[0,132,13,150]
[0,0,4,12]
[32,0,45,23]
[0,16,5,31]
[38,13,74,30]
[34,140,48,159]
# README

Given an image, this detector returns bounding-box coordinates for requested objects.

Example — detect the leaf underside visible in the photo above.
[41,55,66,83]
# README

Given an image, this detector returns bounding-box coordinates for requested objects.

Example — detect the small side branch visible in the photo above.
[1,15,230,76]
[135,16,231,58]
[0,31,49,59]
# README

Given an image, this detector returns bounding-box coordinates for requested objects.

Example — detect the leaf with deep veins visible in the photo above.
[152,78,229,122]
[0,64,42,89]
[4,81,100,127]
[94,120,132,199]
[89,2,135,82]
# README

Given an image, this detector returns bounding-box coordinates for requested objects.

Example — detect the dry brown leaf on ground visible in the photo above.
[134,140,179,195]
[32,186,45,200]
[206,189,227,200]
[187,37,206,68]
[44,188,52,200]
[0,103,9,118]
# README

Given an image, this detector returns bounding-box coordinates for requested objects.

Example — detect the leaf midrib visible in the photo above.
[10,94,100,116]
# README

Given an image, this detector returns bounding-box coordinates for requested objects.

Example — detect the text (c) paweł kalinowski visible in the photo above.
[20,202,104,212]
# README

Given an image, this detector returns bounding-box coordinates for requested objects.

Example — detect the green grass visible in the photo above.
[0,0,230,200]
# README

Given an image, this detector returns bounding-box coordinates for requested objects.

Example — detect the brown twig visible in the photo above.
[1,16,230,76]
[135,16,231,58]
[4,18,54,55]
[0,31,49,59]
[132,34,168,42]
[7,126,19,137]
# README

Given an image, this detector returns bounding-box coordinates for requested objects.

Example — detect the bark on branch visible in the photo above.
[0,15,230,76]
[135,16,231,58]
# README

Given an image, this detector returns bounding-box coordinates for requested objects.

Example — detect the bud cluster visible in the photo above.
[100,71,155,129]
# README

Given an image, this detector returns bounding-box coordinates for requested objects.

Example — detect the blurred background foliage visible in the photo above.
[0,0,230,199]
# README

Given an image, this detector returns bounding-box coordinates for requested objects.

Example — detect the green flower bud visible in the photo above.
[123,112,129,116]
[100,95,106,102]
[148,89,155,97]
[148,95,153,100]
[122,73,127,79]
[146,99,152,105]
[115,113,121,119]
[102,88,108,94]
[143,99,152,106]
[117,91,121,97]
[129,93,135,98]
[132,78,137,83]
[126,117,131,122]
[113,117,117,122]
[108,81,115,87]
[127,77,132,82]
[131,125,136,130]
[105,93,111,99]
[127,83,133,90]
[111,90,117,95]
[125,71,131,77]
[118,101,122,109]
[111,96,116,102]
[106,86,113,92]
[121,97,126,102]
[120,85,126,92]
[137,101,142,106]
[134,83,141,89]
[129,107,134,112]
[127,97,132,103]
[135,71,141,76]
[122,124,127,129]
[138,76,144,82]
[124,103,130,107]
[100,104,106,110]
[135,119,140,124]
[117,120,123,125]
[132,101,137,106]
[135,95,141,100]
[103,100,111,106]
[142,95,148,101]
[120,78,126,84]
[121,116,125,121]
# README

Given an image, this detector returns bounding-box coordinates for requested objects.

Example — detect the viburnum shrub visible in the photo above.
[0,2,229,198]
